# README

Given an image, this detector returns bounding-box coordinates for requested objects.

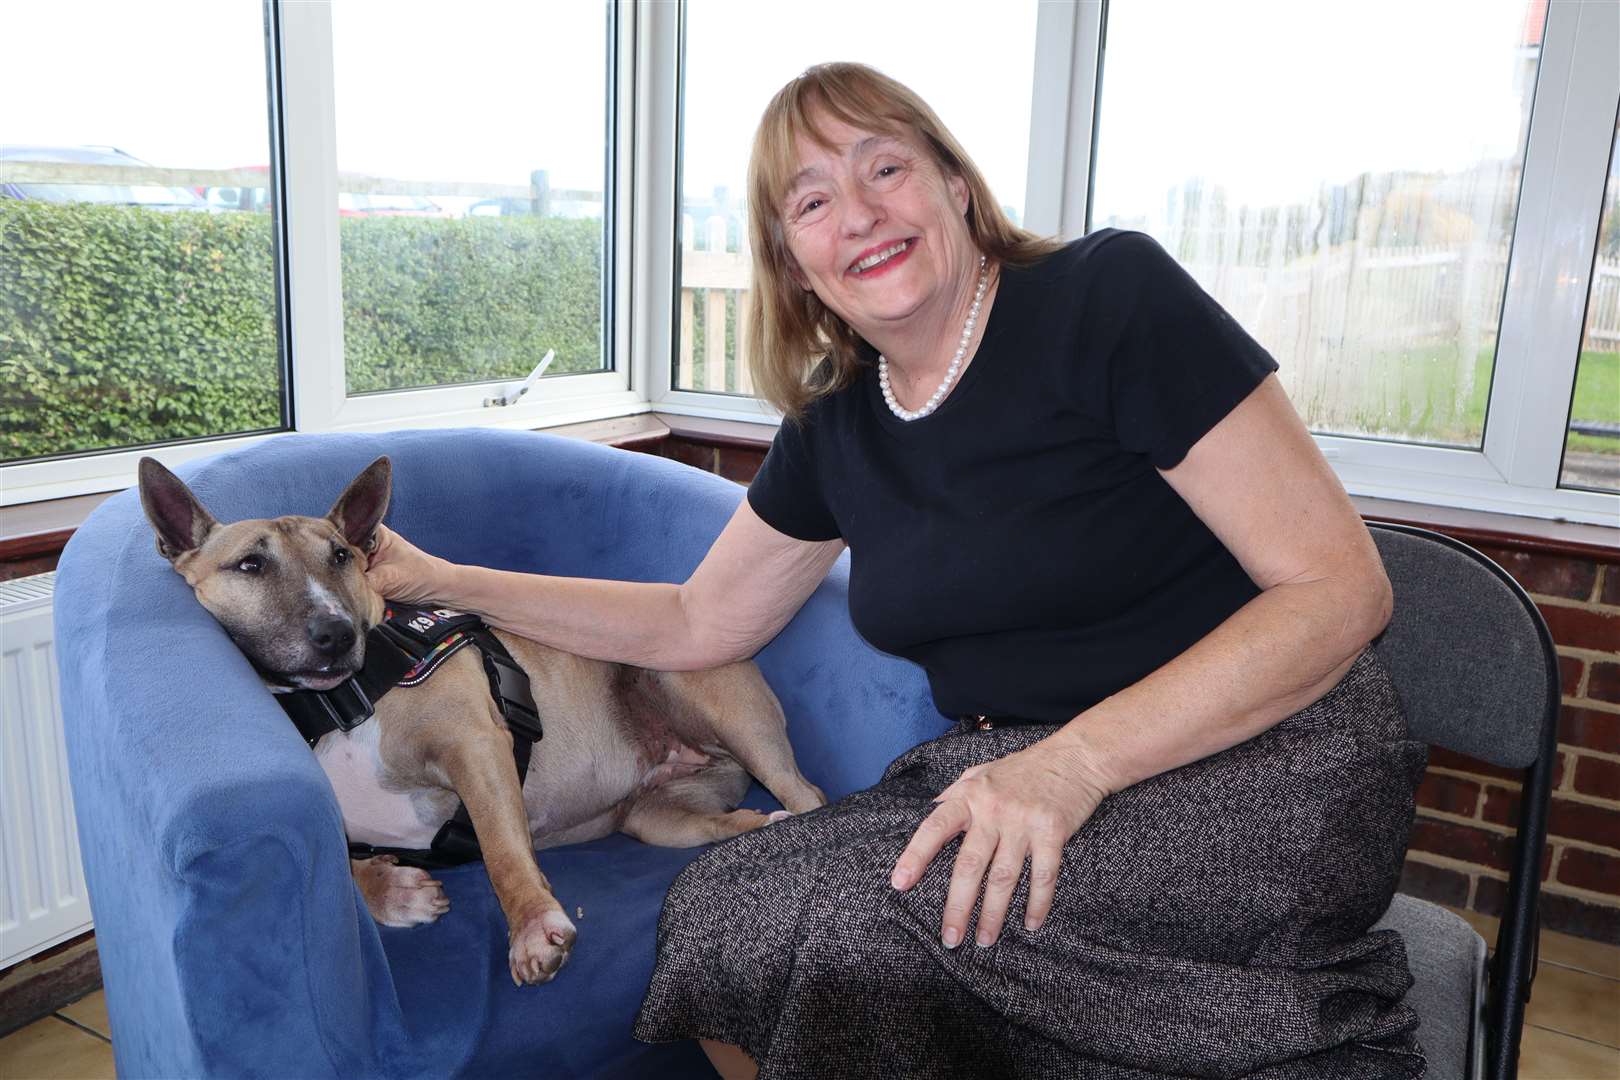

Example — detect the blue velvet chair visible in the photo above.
[54,429,951,1079]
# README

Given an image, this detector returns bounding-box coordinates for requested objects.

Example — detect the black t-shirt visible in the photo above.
[747,229,1280,723]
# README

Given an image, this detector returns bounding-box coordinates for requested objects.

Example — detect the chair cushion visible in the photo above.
[1373,893,1485,1079]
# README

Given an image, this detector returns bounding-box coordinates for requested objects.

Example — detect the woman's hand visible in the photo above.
[889,735,1111,948]
[362,524,455,606]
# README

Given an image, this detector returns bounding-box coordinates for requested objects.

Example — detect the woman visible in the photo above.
[367,64,1427,1079]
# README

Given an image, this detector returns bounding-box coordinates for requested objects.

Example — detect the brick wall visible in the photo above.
[1399,549,1620,943]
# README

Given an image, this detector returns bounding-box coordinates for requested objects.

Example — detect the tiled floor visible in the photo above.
[1,918,1615,1079]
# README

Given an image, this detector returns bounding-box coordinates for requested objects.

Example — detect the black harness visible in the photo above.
[274,605,543,869]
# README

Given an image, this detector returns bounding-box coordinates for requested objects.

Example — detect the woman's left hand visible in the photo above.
[889,735,1111,948]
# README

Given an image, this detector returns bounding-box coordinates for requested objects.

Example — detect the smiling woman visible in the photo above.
[671,0,1039,397]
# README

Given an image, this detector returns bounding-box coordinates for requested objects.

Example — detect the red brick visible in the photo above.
[1603,566,1620,608]
[1562,705,1620,755]
[1547,797,1620,850]
[1538,603,1620,653]
[1557,847,1620,895]
[1408,816,1517,872]
[1428,747,1523,784]
[1559,653,1586,697]
[0,554,59,582]
[1573,755,1620,801]
[716,447,766,484]
[1416,772,1481,816]
[1476,877,1620,943]
[1398,858,1471,907]
[1588,662,1620,706]
[1479,546,1598,601]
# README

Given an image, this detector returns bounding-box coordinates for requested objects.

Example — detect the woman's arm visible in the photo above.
[892,374,1393,947]
[365,500,846,672]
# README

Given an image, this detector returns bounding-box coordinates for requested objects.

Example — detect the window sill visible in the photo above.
[3,413,1616,564]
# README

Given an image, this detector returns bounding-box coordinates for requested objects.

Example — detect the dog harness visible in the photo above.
[274,605,543,869]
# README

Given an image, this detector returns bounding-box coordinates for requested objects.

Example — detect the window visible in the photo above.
[0,1,283,465]
[1091,0,1538,451]
[330,0,610,396]
[670,0,1040,397]
[1562,115,1620,493]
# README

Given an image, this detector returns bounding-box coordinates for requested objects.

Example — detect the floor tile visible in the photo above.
[1523,961,1620,1048]
[0,1016,114,1080]
[1519,1025,1620,1079]
[55,991,109,1040]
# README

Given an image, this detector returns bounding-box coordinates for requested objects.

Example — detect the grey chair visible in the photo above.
[1367,523,1559,1080]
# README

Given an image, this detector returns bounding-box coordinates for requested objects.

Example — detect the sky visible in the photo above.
[1,0,1537,226]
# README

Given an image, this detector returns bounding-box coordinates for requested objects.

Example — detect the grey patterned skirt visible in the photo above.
[633,650,1429,1078]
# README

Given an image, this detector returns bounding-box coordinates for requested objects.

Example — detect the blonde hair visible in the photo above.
[744,62,1064,419]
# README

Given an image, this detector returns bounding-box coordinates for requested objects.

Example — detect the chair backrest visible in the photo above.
[1367,524,1556,769]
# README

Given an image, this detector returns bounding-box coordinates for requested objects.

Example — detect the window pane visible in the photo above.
[676,0,1039,395]
[332,0,609,397]
[1090,0,1543,449]
[0,2,281,465]
[1561,117,1620,492]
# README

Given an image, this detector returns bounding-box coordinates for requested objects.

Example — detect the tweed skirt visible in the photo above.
[633,650,1429,1079]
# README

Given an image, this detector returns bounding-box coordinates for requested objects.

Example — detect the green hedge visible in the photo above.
[0,201,602,462]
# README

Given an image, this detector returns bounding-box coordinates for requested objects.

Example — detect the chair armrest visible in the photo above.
[55,497,404,1077]
[754,554,953,800]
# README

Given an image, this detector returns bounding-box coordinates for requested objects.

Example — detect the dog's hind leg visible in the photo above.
[645,666,826,815]
[620,761,784,847]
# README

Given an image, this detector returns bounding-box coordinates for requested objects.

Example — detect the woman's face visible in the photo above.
[778,113,976,339]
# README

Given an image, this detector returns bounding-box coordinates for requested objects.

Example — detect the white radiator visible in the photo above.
[0,572,92,968]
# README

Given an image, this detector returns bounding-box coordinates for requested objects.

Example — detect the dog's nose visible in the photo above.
[307,614,357,658]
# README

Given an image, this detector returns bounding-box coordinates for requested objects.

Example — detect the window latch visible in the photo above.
[484,350,555,408]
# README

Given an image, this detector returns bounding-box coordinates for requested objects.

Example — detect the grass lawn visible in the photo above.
[1311,346,1617,455]
[1566,349,1619,454]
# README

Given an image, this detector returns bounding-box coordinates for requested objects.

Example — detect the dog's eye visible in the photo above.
[236,555,264,574]
[332,547,351,566]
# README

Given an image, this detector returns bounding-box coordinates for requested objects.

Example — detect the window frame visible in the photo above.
[4,0,1617,529]
[1026,0,1618,526]
[2,0,643,506]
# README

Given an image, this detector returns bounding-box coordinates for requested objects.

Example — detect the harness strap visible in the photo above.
[273,605,541,869]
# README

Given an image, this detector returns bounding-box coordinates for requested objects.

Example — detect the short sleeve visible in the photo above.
[1087,232,1280,470]
[746,410,842,542]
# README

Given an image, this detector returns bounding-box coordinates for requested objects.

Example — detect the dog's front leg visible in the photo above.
[438,726,577,986]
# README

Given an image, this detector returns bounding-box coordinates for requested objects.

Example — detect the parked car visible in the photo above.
[337,191,446,217]
[0,145,212,210]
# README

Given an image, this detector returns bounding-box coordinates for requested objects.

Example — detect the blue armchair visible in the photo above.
[54,429,952,1079]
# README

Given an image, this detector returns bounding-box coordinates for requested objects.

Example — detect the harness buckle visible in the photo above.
[323,678,375,732]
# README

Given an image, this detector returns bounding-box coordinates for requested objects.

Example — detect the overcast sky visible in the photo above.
[2,0,1535,226]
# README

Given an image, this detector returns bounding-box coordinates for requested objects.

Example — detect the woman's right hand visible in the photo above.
[363,524,454,606]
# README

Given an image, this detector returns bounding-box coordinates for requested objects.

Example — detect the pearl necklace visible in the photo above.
[878,254,990,421]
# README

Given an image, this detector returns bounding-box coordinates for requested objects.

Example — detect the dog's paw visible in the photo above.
[509,907,577,986]
[766,809,794,824]
[352,855,450,928]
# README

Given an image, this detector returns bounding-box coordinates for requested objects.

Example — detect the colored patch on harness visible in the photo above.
[398,633,475,686]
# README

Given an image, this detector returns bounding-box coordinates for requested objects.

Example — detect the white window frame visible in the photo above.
[4,0,1617,529]
[648,0,1620,527]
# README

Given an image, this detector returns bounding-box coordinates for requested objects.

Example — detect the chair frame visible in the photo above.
[1369,522,1560,1080]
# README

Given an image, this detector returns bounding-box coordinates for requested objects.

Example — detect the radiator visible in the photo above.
[0,572,93,968]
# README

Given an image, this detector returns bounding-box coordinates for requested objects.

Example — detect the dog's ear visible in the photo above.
[327,456,392,552]
[137,457,218,562]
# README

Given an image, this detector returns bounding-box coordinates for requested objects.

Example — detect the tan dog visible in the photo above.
[137,455,826,985]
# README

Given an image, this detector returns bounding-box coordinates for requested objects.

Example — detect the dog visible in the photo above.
[137,454,826,985]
